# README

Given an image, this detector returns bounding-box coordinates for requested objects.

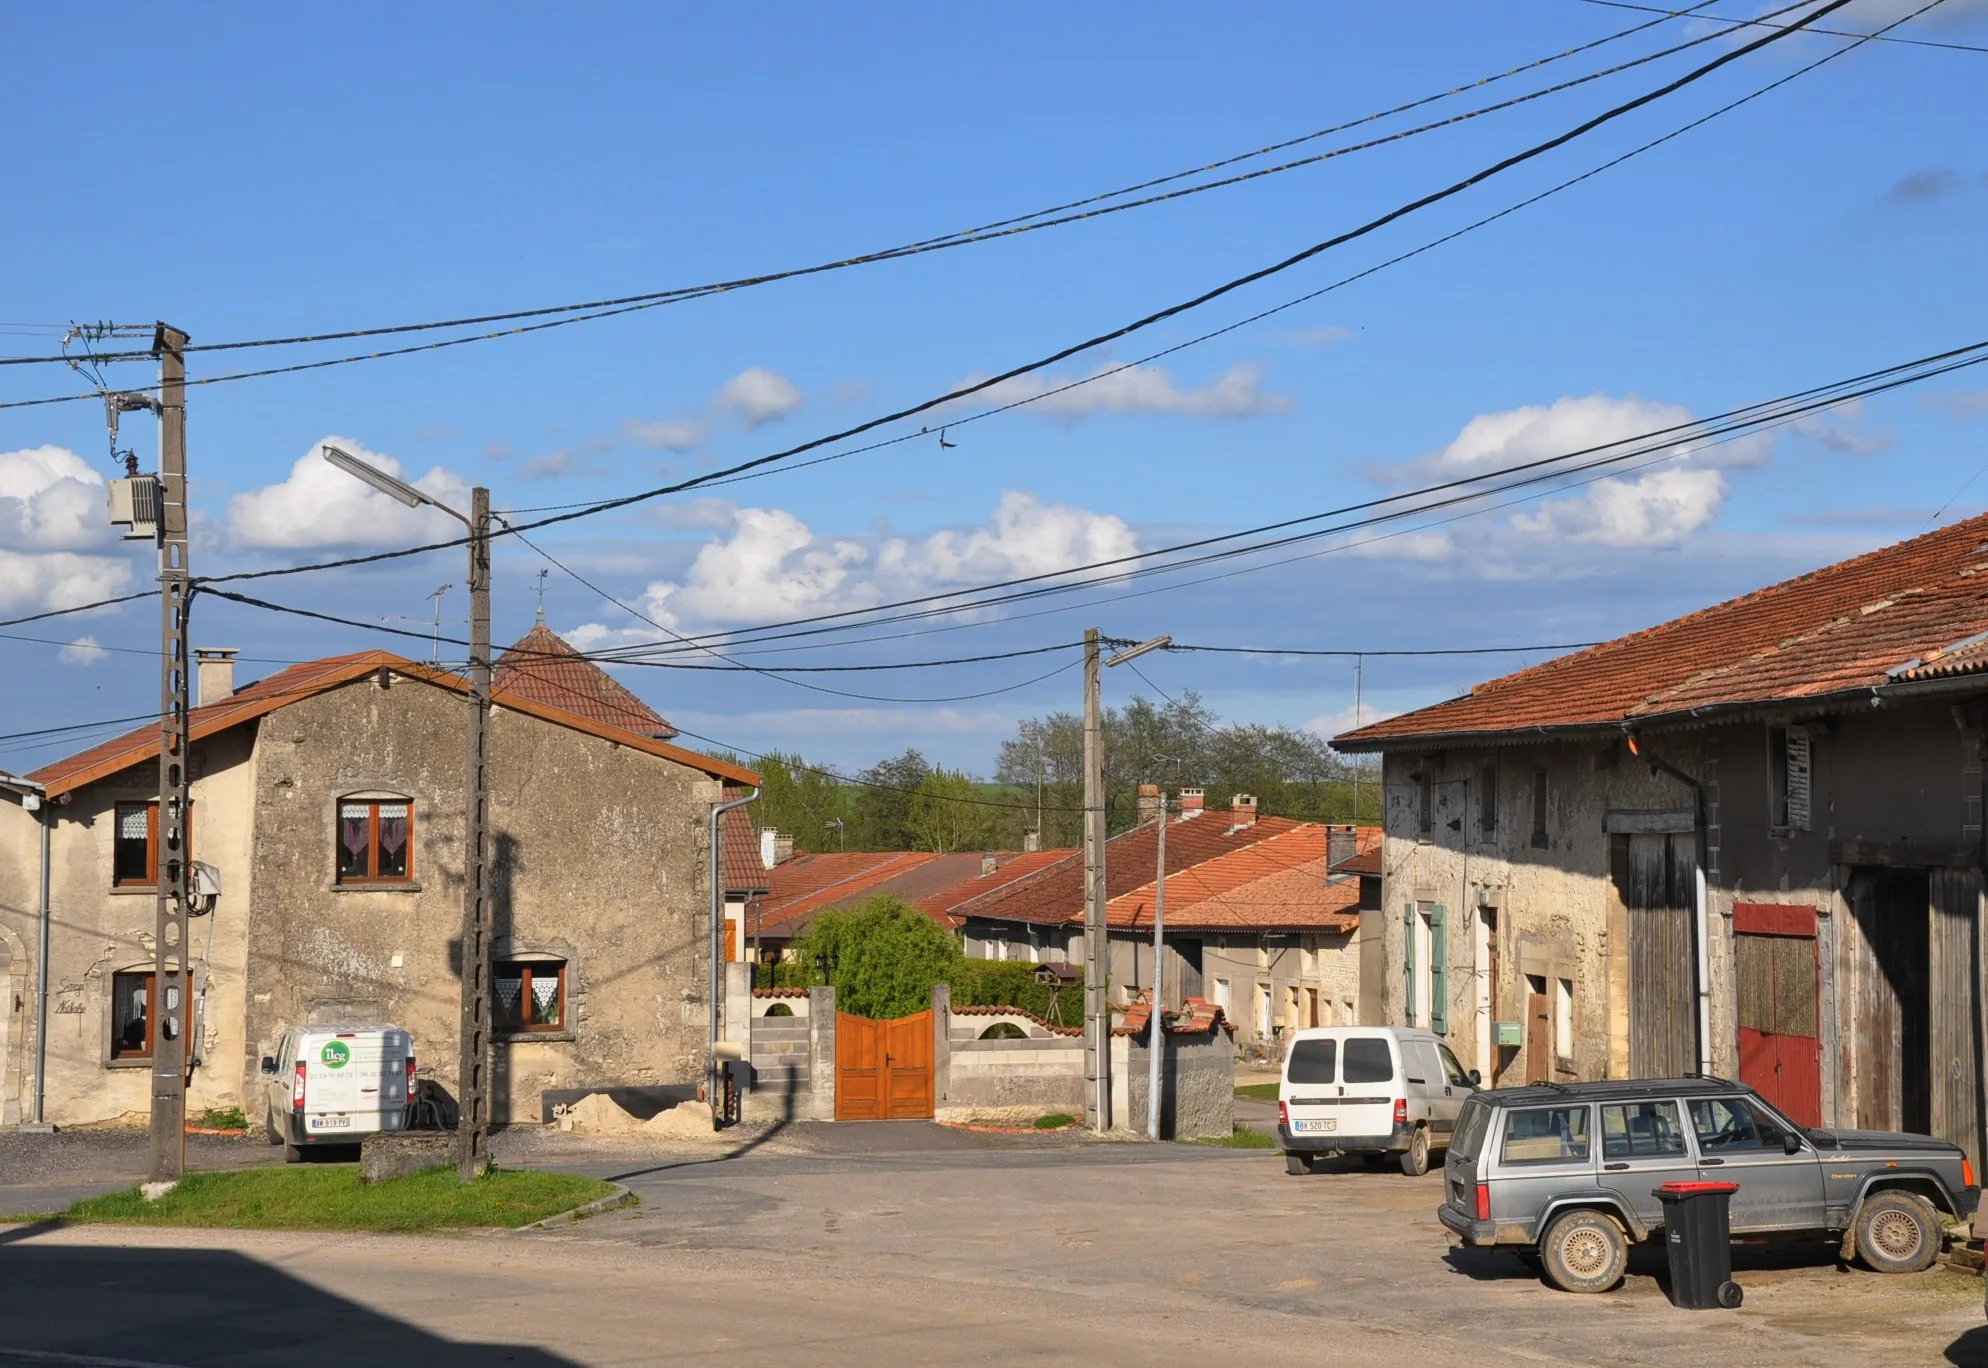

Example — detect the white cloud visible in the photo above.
[58,635,106,666]
[1397,393,1769,485]
[951,361,1290,422]
[568,491,1138,639]
[621,417,707,452]
[1511,467,1728,548]
[0,446,135,613]
[716,367,803,428]
[228,437,473,550]
[1303,702,1399,741]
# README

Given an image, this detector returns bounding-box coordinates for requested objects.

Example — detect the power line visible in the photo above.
[186,0,1867,592]
[0,3,1729,374]
[1574,0,1988,53]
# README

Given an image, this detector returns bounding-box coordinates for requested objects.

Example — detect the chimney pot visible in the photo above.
[1230,793,1257,827]
[773,832,794,865]
[981,853,998,876]
[760,827,778,870]
[194,648,239,707]
[1178,787,1205,817]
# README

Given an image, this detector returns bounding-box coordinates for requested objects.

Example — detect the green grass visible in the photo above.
[1187,1125,1278,1149]
[1034,1113,1076,1130]
[60,1165,616,1232]
[1234,1082,1279,1102]
[192,1106,249,1130]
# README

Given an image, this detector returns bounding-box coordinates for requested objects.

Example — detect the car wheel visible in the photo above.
[264,1108,283,1147]
[1855,1191,1941,1274]
[1399,1126,1431,1177]
[1285,1152,1312,1176]
[1540,1210,1628,1294]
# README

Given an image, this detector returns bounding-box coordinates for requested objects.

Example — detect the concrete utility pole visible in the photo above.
[1082,630,1107,1130]
[1147,789,1167,1141]
[319,447,491,1180]
[150,323,192,1184]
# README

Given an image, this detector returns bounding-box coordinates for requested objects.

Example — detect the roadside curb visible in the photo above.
[518,1182,635,1231]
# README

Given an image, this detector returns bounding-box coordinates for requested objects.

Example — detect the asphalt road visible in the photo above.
[3,1121,1985,1366]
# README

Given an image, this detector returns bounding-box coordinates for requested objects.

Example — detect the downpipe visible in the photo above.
[708,789,759,1129]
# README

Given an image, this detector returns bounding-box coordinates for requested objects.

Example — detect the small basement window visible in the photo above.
[495,959,566,1033]
[336,798,413,884]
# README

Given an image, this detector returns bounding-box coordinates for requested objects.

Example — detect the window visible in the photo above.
[1530,769,1549,848]
[1453,1098,1491,1161]
[336,799,412,884]
[1480,765,1498,839]
[1601,1100,1687,1158]
[1286,1037,1336,1084]
[762,1002,794,1018]
[1499,1104,1592,1165]
[1212,978,1231,1014]
[495,959,566,1033]
[1688,1096,1792,1155]
[1342,1036,1394,1084]
[1256,982,1272,1036]
[1554,977,1574,1059]
[1438,1042,1474,1088]
[1768,726,1811,832]
[109,970,187,1061]
[1405,902,1447,1034]
[112,801,193,888]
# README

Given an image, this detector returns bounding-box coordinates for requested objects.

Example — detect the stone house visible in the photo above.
[1334,513,1988,1165]
[0,633,757,1128]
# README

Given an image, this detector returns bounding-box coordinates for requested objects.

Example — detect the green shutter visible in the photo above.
[1429,905,1448,1036]
[1403,902,1416,1027]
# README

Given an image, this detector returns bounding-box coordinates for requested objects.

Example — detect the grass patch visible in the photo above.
[1234,1082,1279,1102]
[191,1106,249,1130]
[1187,1125,1278,1149]
[1034,1113,1076,1130]
[61,1165,616,1232]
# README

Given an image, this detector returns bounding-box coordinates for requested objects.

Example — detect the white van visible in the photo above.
[259,1025,414,1160]
[1276,1026,1479,1176]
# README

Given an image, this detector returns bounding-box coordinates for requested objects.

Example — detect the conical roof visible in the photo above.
[493,624,676,738]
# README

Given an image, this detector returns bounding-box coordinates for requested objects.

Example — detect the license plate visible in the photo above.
[313,1114,351,1129]
[1294,1118,1337,1133]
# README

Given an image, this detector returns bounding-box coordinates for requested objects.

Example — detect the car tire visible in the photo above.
[264,1108,283,1147]
[1285,1152,1312,1176]
[1399,1126,1431,1177]
[1539,1210,1628,1294]
[1854,1191,1941,1275]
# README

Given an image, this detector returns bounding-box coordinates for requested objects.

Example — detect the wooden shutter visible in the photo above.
[1430,906,1448,1036]
[1403,902,1416,1027]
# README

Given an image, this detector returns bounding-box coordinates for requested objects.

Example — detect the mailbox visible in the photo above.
[1493,1020,1523,1047]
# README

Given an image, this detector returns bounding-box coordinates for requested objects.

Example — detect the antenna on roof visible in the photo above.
[427,583,453,667]
[534,569,549,627]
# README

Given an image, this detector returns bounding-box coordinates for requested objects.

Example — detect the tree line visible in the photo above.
[727,690,1378,856]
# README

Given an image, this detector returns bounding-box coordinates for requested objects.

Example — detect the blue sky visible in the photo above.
[4,1,1986,775]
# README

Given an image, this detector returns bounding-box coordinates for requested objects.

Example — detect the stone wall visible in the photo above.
[1122,1024,1235,1141]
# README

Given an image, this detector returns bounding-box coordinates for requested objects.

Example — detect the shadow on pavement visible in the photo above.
[0,1241,577,1365]
[602,1115,791,1183]
[1947,1325,1988,1366]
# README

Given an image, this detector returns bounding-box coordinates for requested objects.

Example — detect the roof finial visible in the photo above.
[534,568,549,627]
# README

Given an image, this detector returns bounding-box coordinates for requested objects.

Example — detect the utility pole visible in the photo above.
[1146,789,1167,1141]
[1082,630,1108,1130]
[1351,655,1364,825]
[150,323,192,1184]
[456,487,492,1181]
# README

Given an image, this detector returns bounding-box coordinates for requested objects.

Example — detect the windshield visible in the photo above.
[1287,1038,1336,1085]
[1452,1098,1490,1161]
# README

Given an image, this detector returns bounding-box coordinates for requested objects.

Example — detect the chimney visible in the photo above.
[1177,787,1204,818]
[760,827,778,870]
[1326,825,1356,882]
[1023,829,1041,853]
[195,648,238,707]
[1137,783,1160,825]
[773,832,794,865]
[1230,794,1257,827]
[981,853,999,876]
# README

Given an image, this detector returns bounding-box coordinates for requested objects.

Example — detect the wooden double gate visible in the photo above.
[835,1010,934,1120]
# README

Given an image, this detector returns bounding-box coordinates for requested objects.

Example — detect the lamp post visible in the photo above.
[323,445,492,1182]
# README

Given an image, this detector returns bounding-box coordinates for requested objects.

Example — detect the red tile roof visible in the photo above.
[1337,512,1988,749]
[950,815,1306,928]
[493,624,676,738]
[1116,991,1232,1038]
[752,851,944,935]
[916,848,1075,927]
[951,1003,1083,1037]
[1104,824,1377,932]
[27,650,757,797]
[722,797,768,895]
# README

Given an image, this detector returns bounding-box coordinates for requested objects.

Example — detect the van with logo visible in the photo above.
[1277,1025,1479,1176]
[259,1025,415,1160]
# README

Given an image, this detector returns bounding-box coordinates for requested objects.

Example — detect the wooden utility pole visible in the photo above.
[149,323,192,1184]
[1083,629,1108,1131]
[455,487,493,1181]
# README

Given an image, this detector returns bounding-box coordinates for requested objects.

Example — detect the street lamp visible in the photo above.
[322,444,493,1183]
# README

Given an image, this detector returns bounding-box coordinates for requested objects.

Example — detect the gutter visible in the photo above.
[1626,736,1713,1078]
[708,788,759,1130]
[0,774,51,1129]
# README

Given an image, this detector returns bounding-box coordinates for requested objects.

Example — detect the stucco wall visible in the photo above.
[1122,1026,1235,1140]
[943,1035,1086,1115]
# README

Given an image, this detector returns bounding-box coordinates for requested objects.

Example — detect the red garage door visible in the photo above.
[1734,903,1821,1127]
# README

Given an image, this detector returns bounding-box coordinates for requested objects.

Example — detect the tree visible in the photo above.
[749,750,850,854]
[907,767,991,853]
[792,896,959,1018]
[847,748,930,850]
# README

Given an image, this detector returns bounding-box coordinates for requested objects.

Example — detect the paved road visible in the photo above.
[3,1122,1986,1366]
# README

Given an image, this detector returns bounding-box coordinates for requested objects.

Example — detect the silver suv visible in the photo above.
[1438,1077,1977,1294]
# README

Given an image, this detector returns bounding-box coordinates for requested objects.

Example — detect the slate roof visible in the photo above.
[1335,511,1988,750]
[493,624,676,738]
[27,650,758,797]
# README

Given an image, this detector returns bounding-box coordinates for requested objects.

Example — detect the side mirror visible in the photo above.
[1466,1069,1482,1087]
[259,1056,277,1075]
[1783,1131,1802,1155]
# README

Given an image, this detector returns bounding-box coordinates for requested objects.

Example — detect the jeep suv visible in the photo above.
[1438,1077,1977,1294]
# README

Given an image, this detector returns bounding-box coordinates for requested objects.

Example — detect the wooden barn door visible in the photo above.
[1614,833,1697,1078]
[1930,869,1981,1167]
[835,1010,934,1121]
[1734,904,1821,1126]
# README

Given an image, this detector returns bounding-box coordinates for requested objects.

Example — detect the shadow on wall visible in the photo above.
[0,1237,579,1365]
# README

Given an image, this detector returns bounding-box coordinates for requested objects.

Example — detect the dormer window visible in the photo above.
[336,795,413,884]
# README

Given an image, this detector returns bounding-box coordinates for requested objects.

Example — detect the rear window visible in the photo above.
[1499,1104,1592,1166]
[1287,1038,1336,1085]
[1342,1037,1394,1085]
[1452,1098,1490,1161]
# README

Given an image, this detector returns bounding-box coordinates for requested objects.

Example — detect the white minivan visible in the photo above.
[260,1025,414,1160]
[1276,1026,1479,1176]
